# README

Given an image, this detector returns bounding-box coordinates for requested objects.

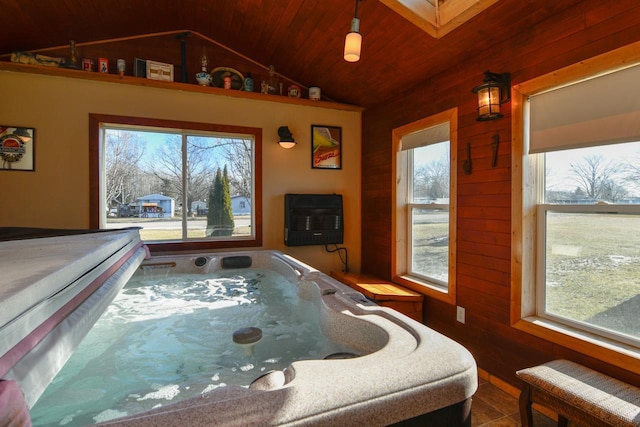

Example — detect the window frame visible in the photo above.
[536,204,640,348]
[407,147,451,288]
[392,107,458,304]
[511,41,640,372]
[89,114,263,253]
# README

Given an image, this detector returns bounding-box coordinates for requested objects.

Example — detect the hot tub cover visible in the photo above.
[0,228,147,407]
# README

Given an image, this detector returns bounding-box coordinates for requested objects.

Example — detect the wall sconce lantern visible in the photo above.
[472,71,511,121]
[277,126,296,149]
[344,0,364,62]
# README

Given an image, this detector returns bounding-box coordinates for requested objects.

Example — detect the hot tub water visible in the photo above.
[29,268,356,426]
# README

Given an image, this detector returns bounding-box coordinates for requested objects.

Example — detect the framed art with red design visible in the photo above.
[0,126,35,171]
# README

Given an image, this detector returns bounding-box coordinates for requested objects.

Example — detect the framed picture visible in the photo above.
[146,60,174,81]
[134,58,147,77]
[0,126,35,171]
[311,125,342,169]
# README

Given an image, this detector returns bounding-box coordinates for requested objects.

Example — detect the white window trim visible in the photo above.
[392,107,458,304]
[536,204,640,348]
[511,40,640,373]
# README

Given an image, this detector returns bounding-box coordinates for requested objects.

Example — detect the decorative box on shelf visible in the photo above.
[146,60,173,81]
[134,58,146,77]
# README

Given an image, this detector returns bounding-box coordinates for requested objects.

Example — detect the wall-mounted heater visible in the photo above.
[284,194,343,247]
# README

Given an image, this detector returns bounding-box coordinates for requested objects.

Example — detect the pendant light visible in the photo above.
[344,0,363,62]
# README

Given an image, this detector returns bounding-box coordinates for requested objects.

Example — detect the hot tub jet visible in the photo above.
[232,327,263,356]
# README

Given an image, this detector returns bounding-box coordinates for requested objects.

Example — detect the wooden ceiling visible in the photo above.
[0,0,580,108]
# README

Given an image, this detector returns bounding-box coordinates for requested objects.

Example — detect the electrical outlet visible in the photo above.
[456,306,465,324]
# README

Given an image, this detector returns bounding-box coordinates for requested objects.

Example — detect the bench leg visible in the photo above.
[558,414,569,427]
[519,384,534,427]
[520,383,569,427]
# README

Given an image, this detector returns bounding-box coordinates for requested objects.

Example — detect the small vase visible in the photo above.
[196,72,211,86]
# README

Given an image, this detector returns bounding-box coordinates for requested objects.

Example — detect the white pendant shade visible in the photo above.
[278,141,296,149]
[344,32,362,62]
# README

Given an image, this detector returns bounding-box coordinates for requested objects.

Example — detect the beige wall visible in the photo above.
[0,70,361,273]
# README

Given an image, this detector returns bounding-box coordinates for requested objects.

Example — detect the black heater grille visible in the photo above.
[284,194,343,246]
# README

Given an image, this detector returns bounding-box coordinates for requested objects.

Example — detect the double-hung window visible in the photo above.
[513,53,640,364]
[393,108,457,303]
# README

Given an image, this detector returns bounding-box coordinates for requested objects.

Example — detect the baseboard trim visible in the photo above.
[477,367,558,421]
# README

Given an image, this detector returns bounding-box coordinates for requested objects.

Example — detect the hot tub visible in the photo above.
[0,228,148,412]
[2,243,477,426]
[91,250,476,426]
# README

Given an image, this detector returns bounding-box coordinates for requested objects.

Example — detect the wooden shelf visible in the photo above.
[331,271,424,322]
[0,61,363,112]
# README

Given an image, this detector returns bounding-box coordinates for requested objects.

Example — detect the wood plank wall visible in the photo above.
[360,0,640,387]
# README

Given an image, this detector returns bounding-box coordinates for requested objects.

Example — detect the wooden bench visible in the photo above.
[516,359,640,427]
[330,271,424,322]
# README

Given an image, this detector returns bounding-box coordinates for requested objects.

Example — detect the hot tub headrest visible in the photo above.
[221,255,253,269]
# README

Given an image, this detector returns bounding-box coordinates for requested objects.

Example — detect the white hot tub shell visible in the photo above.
[0,237,477,426]
[96,250,478,426]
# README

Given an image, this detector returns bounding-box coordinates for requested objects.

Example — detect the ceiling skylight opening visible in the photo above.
[379,0,500,38]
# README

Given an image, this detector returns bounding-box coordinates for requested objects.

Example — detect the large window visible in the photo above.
[539,144,640,346]
[90,115,262,251]
[393,108,457,303]
[513,45,640,369]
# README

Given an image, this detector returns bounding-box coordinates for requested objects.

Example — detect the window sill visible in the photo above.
[513,316,640,374]
[394,274,455,304]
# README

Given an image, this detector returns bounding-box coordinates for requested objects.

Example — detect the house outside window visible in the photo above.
[393,108,457,303]
[512,47,640,368]
[90,114,262,251]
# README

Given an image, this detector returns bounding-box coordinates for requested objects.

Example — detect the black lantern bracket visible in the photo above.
[472,71,511,121]
[475,71,510,102]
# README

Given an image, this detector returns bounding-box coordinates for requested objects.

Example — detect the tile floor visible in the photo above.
[472,376,557,427]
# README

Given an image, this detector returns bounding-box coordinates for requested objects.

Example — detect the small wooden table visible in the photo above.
[330,271,424,322]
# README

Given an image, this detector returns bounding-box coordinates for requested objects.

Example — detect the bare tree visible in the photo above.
[222,138,253,201]
[569,155,623,201]
[414,156,450,200]
[104,130,146,208]
[600,178,627,201]
[106,131,254,218]
[189,136,254,201]
[145,135,181,197]
[623,151,640,185]
[146,135,217,216]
